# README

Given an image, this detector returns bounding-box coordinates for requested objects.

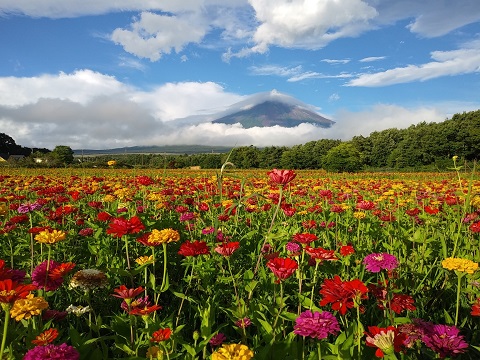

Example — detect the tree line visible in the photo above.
[2,109,479,171]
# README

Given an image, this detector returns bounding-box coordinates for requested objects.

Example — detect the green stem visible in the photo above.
[253,186,283,277]
[317,342,322,360]
[455,273,462,326]
[309,260,320,311]
[226,257,240,310]
[0,307,10,358]
[123,235,131,270]
[272,282,284,343]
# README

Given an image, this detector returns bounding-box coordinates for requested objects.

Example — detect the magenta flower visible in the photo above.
[421,324,468,358]
[235,317,252,329]
[363,252,399,273]
[31,260,64,291]
[23,343,80,360]
[209,333,227,347]
[294,310,340,339]
[286,242,301,253]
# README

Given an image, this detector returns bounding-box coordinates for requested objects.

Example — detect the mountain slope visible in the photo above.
[212,100,334,128]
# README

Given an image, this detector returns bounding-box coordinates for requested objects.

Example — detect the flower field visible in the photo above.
[1,166,480,359]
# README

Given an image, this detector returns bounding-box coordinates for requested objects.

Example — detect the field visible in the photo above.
[1,166,480,359]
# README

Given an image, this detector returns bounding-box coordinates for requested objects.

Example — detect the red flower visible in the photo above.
[470,221,480,233]
[112,285,144,300]
[319,275,368,315]
[150,328,171,342]
[424,206,440,215]
[266,257,298,283]
[0,279,36,304]
[106,216,145,238]
[292,233,318,245]
[305,246,338,262]
[49,262,76,280]
[390,294,416,314]
[356,200,375,211]
[97,212,112,222]
[471,298,480,316]
[365,326,407,358]
[339,245,355,256]
[129,304,162,316]
[178,240,210,257]
[214,242,240,257]
[31,328,59,346]
[267,169,296,186]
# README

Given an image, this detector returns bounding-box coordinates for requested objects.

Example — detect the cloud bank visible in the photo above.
[2,70,477,150]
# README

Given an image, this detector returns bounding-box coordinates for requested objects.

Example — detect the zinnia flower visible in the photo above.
[137,228,180,246]
[23,343,79,360]
[365,326,407,358]
[31,328,59,346]
[211,343,254,360]
[363,253,399,273]
[214,242,240,257]
[292,233,318,245]
[34,229,66,244]
[235,317,252,329]
[267,169,296,186]
[150,328,171,342]
[106,216,145,238]
[112,285,144,302]
[421,323,468,358]
[210,333,227,347]
[471,297,480,316]
[0,279,36,305]
[442,257,478,274]
[319,275,368,315]
[390,294,416,314]
[305,246,338,262]
[129,304,162,316]
[266,257,298,283]
[70,269,108,291]
[178,240,210,257]
[135,255,154,266]
[32,260,75,291]
[10,294,48,321]
[294,310,340,339]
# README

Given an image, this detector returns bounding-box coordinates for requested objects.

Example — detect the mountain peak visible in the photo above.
[212,92,334,128]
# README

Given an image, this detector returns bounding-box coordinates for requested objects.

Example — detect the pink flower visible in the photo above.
[267,169,296,186]
[294,310,340,339]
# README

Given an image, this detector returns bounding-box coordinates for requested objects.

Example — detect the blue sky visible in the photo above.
[0,0,479,150]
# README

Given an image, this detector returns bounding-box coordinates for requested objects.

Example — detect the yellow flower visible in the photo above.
[135,255,154,266]
[442,257,478,274]
[107,160,116,166]
[353,211,366,220]
[470,194,480,210]
[212,344,254,360]
[34,229,66,244]
[146,346,163,359]
[148,229,180,245]
[103,194,116,203]
[0,203,7,216]
[452,155,459,161]
[10,294,48,321]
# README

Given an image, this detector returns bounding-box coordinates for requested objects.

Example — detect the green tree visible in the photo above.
[323,142,364,172]
[50,145,74,166]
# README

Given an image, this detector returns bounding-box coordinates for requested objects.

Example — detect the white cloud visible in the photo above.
[359,56,386,62]
[250,65,353,82]
[249,0,378,53]
[111,12,209,61]
[321,59,351,65]
[347,40,480,86]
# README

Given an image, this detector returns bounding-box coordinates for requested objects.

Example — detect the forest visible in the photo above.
[2,109,479,172]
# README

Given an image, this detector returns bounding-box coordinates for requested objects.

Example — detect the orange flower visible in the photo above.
[150,328,171,342]
[31,328,59,346]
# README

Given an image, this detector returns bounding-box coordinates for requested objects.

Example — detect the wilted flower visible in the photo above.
[442,257,478,274]
[146,346,163,359]
[211,343,254,360]
[294,310,340,339]
[363,253,399,273]
[10,294,48,321]
[70,269,108,291]
[23,343,79,360]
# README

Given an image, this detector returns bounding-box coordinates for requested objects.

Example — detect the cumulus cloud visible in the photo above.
[347,40,480,86]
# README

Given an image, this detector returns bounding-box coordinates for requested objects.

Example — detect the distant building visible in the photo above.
[190,166,201,170]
